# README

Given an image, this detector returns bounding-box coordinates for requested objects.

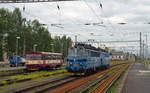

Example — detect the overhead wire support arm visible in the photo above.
[80,40,140,44]
[0,0,75,3]
[100,40,140,43]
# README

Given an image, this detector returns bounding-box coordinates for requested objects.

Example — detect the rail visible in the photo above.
[13,76,76,93]
[51,64,124,93]
[90,64,128,93]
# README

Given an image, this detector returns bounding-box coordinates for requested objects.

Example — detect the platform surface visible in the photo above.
[0,66,26,71]
[122,62,150,93]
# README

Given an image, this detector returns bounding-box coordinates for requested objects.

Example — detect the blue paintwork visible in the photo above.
[66,48,110,73]
[9,56,21,67]
[66,57,88,72]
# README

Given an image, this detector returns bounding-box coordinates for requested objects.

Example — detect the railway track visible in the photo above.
[0,72,32,86]
[51,64,126,93]
[79,64,128,93]
[0,66,26,72]
[12,76,79,93]
[0,69,67,87]
[0,63,129,93]
[90,64,128,93]
[0,69,27,77]
[0,65,66,77]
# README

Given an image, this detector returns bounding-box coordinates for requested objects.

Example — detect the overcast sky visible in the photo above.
[0,0,150,54]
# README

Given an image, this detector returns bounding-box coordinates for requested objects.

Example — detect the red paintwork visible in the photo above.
[110,59,126,61]
[26,51,42,55]
[27,63,62,70]
[26,52,63,70]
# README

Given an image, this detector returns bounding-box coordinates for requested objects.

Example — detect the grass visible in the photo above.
[0,69,67,86]
[31,73,70,92]
[106,67,121,76]
[141,60,150,69]
[142,60,147,67]
[0,73,70,91]
[87,64,129,93]
[107,65,129,93]
[110,60,134,66]
[0,69,26,76]
[87,65,123,92]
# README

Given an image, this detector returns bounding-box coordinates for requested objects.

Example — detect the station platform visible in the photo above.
[0,66,26,72]
[122,62,150,93]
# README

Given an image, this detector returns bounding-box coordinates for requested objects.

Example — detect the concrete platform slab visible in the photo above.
[0,66,26,71]
[122,62,150,93]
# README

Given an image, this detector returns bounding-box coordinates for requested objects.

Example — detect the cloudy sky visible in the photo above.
[0,0,150,54]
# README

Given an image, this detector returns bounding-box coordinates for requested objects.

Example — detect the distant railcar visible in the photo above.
[110,57,126,61]
[26,52,63,70]
[66,44,110,75]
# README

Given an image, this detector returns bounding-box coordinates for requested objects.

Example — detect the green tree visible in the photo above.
[0,8,72,61]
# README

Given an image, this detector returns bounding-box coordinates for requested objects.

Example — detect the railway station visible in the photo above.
[0,0,150,93]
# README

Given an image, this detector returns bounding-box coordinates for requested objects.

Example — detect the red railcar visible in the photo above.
[110,59,125,61]
[26,52,63,70]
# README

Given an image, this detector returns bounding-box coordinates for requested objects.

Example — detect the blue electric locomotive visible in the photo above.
[66,44,110,74]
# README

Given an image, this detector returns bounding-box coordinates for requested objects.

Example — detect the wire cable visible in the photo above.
[82,0,103,23]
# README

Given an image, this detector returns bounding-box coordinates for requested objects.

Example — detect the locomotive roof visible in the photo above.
[74,43,106,52]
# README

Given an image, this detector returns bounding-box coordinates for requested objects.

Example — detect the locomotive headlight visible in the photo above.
[79,63,82,65]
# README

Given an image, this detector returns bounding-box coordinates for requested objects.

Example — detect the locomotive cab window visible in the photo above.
[68,47,88,57]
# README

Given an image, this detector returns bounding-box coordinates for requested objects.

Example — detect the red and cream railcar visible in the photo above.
[26,52,63,70]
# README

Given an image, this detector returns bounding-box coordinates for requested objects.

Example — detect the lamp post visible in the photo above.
[33,44,37,52]
[22,20,26,57]
[2,33,8,62]
[16,36,20,56]
[144,35,148,67]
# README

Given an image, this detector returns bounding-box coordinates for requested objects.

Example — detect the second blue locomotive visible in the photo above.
[66,43,110,74]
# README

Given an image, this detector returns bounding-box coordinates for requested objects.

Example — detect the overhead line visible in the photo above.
[82,0,103,23]
[0,0,76,3]
[44,1,90,41]
[100,40,140,43]
[79,40,140,43]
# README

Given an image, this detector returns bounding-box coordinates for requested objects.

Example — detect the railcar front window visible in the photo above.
[33,55,42,60]
[45,55,62,60]
[26,55,33,60]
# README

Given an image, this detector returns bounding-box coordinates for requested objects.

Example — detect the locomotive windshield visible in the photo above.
[68,47,88,57]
